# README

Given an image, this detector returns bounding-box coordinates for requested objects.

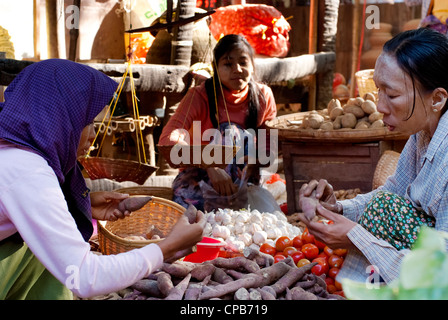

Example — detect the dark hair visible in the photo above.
[382,28,448,117]
[207,34,264,130]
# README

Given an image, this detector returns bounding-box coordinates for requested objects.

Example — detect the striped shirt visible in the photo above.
[337,111,448,285]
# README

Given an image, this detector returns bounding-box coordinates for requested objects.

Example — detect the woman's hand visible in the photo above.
[206,167,237,196]
[300,179,341,213]
[90,191,130,221]
[157,210,207,261]
[298,204,357,250]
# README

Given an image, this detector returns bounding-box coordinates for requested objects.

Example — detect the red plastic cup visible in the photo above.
[183,237,226,263]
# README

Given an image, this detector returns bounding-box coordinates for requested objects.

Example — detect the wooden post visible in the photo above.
[45,0,59,59]
[68,0,80,61]
[350,0,361,98]
[308,0,318,110]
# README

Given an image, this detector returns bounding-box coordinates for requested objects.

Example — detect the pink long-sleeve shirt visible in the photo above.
[0,139,163,298]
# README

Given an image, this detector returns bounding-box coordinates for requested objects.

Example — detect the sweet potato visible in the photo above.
[190,263,216,281]
[131,279,164,298]
[184,204,198,224]
[207,256,260,273]
[234,287,250,300]
[118,195,152,212]
[156,272,174,297]
[269,262,317,295]
[242,246,274,267]
[212,267,234,284]
[165,274,191,300]
[287,286,318,300]
[256,287,276,300]
[161,261,196,278]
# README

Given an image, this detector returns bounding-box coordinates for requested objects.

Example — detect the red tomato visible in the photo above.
[333,248,348,257]
[301,243,319,260]
[335,280,343,291]
[328,267,340,280]
[317,251,328,259]
[328,254,344,268]
[283,246,297,257]
[323,246,334,257]
[333,290,345,298]
[279,203,288,215]
[315,239,326,250]
[290,250,305,264]
[296,258,311,268]
[302,228,315,244]
[333,72,346,89]
[312,257,329,275]
[275,236,292,252]
[327,284,337,294]
[259,243,277,256]
[292,236,304,249]
[325,277,335,287]
[273,253,286,263]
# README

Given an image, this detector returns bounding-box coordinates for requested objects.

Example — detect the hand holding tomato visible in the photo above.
[297,204,357,250]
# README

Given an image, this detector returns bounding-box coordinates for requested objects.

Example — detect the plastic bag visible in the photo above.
[199,178,248,212]
[247,184,281,213]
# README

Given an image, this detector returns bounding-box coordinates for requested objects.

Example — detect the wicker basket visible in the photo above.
[78,156,158,185]
[355,69,377,98]
[372,150,400,189]
[157,144,239,169]
[116,186,173,200]
[97,196,185,255]
[266,111,409,143]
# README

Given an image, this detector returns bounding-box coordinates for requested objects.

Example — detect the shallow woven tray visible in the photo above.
[78,156,158,185]
[266,111,409,143]
[97,196,185,255]
[115,186,173,200]
[157,144,239,169]
[372,150,400,189]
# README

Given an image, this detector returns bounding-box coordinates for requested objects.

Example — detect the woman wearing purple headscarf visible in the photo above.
[0,59,205,299]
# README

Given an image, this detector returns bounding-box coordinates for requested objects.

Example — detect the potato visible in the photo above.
[363,92,376,102]
[327,98,341,114]
[368,111,383,123]
[361,100,377,114]
[355,120,370,129]
[329,106,344,120]
[332,115,343,129]
[341,113,357,128]
[345,98,359,106]
[354,97,365,106]
[370,119,384,128]
[308,114,324,129]
[344,105,365,118]
[319,121,334,130]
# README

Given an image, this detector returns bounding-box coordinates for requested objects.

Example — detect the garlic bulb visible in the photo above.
[253,230,268,245]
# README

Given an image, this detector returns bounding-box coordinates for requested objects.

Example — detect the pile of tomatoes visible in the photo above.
[259,228,346,297]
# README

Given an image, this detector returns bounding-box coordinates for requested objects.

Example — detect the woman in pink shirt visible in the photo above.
[159,34,277,212]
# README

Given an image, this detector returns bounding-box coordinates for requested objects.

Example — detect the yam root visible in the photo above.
[156,272,174,297]
[242,246,274,267]
[165,274,191,300]
[161,261,196,278]
[207,256,260,273]
[131,279,164,298]
[184,204,198,224]
[118,195,152,213]
[190,263,216,281]
[269,262,317,295]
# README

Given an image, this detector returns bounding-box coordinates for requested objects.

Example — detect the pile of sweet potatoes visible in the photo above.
[119,248,345,300]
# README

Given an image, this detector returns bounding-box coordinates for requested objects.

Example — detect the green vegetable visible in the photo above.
[342,227,448,300]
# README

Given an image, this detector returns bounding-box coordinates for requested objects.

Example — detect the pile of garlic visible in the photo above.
[203,208,302,252]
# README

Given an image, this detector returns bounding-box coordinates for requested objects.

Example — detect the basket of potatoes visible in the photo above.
[266,94,409,143]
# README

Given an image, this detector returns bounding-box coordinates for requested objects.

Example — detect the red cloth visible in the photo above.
[209,4,291,58]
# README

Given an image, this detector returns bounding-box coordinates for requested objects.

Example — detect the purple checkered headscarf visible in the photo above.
[0,59,118,241]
